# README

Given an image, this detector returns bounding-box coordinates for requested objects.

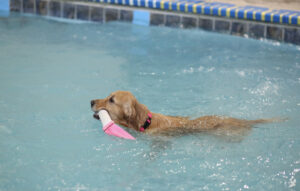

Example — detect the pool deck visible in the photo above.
[87,0,300,26]
[207,0,300,12]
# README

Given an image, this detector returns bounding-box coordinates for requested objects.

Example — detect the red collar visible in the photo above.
[139,113,152,132]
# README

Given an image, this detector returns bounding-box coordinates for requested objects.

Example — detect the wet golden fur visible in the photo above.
[91,91,281,136]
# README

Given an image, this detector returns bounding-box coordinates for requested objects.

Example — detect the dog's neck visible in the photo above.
[139,112,152,132]
[125,102,151,131]
[123,102,187,132]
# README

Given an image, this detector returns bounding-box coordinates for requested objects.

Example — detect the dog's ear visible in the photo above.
[123,101,136,118]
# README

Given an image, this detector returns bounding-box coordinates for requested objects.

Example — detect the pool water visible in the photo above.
[0,13,300,191]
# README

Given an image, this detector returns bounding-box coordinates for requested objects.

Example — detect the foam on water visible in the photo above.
[0,14,300,190]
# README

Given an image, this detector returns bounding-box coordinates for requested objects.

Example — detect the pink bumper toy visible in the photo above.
[97,110,135,140]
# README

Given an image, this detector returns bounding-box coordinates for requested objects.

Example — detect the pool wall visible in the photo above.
[9,0,300,45]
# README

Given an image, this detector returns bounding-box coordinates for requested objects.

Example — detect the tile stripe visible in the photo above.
[87,0,300,25]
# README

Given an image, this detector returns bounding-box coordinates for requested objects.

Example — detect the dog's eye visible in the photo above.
[109,97,114,103]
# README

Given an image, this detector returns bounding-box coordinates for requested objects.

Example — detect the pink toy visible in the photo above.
[97,110,135,140]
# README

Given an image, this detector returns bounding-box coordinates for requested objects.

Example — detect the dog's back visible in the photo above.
[146,114,284,135]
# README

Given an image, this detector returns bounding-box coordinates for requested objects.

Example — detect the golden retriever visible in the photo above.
[91,91,281,136]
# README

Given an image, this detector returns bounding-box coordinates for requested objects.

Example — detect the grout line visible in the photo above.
[264,25,267,38]
[34,0,36,14]
[282,28,285,42]
[117,8,120,20]
[179,15,183,28]
[88,6,91,21]
[21,0,23,13]
[46,0,49,16]
[103,7,106,23]
[60,1,63,18]
[74,3,77,19]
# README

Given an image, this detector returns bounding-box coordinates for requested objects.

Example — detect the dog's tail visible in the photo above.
[246,117,288,126]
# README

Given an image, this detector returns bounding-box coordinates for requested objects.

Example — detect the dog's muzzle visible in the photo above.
[93,112,100,120]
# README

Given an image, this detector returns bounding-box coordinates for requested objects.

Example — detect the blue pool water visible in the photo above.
[0,14,300,190]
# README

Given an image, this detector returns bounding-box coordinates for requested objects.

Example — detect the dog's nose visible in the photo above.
[91,100,95,107]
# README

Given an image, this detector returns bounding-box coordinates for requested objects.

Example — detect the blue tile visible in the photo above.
[197,5,203,14]
[164,2,169,10]
[148,1,153,8]
[220,8,226,17]
[273,14,280,23]
[229,8,237,18]
[155,1,160,9]
[171,3,177,11]
[247,11,253,20]
[204,6,210,15]
[265,13,271,22]
[180,3,185,12]
[133,10,150,25]
[188,4,193,13]
[1,0,9,11]
[255,12,262,21]
[291,17,297,25]
[150,0,155,8]
[282,15,289,24]
[237,11,244,19]
[212,7,218,16]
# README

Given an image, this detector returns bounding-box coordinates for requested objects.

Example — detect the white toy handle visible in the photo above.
[98,110,113,127]
[96,109,136,140]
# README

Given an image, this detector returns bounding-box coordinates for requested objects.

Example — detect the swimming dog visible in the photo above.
[91,91,281,136]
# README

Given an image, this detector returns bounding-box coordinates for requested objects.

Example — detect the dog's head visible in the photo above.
[91,91,148,129]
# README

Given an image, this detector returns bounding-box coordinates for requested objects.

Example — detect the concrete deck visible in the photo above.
[207,0,300,12]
